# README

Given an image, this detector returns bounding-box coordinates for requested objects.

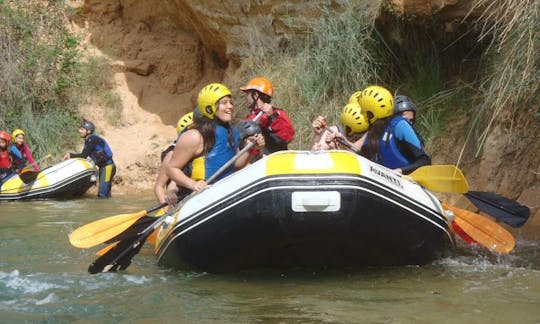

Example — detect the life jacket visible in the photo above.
[88,134,114,167]
[188,124,239,182]
[379,116,416,169]
[0,146,23,169]
[0,146,22,181]
[12,144,28,170]
[0,149,11,169]
[160,143,175,162]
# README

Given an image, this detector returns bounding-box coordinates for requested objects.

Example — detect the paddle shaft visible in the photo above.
[324,127,361,154]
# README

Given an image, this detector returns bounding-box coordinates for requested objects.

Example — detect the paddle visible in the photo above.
[96,241,118,256]
[407,164,469,194]
[69,202,166,248]
[442,203,515,254]
[464,191,530,228]
[18,153,52,184]
[88,135,261,274]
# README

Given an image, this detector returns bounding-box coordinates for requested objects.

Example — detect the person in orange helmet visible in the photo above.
[240,77,294,156]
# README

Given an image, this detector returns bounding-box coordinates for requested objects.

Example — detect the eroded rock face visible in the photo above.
[82,0,473,66]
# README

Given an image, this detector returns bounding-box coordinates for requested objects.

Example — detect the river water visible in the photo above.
[1,196,539,323]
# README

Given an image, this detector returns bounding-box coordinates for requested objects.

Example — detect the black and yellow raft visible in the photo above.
[154,150,456,272]
[0,158,97,201]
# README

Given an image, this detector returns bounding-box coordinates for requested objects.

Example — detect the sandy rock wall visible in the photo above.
[83,0,474,66]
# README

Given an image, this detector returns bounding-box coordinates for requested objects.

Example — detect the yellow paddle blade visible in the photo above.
[69,210,148,248]
[443,203,515,254]
[408,165,469,193]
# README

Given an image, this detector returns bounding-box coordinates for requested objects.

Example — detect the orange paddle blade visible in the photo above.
[443,203,515,254]
[96,242,119,256]
[146,207,166,244]
[69,210,148,248]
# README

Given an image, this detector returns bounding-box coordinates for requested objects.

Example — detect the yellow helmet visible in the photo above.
[348,90,362,105]
[341,103,368,136]
[196,83,232,120]
[358,85,394,124]
[12,129,25,142]
[176,112,194,134]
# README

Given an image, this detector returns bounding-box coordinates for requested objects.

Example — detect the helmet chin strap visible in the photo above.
[248,91,260,112]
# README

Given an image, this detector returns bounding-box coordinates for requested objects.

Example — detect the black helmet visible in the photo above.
[237,120,261,140]
[393,95,417,115]
[80,120,95,133]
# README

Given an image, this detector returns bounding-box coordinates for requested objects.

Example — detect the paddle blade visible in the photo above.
[443,203,515,254]
[69,210,148,248]
[19,169,39,184]
[465,191,530,228]
[96,242,118,256]
[409,165,469,193]
[451,221,476,244]
[88,235,146,274]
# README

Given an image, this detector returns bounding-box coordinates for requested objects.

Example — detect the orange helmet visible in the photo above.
[0,131,11,145]
[240,77,274,97]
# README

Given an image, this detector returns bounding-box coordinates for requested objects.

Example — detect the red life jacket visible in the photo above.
[0,149,12,169]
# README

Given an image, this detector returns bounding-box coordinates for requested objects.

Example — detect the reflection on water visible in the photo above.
[0,197,539,323]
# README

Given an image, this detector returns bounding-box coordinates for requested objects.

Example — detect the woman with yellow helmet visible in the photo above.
[311,100,369,151]
[165,83,265,199]
[359,86,430,174]
[11,129,40,172]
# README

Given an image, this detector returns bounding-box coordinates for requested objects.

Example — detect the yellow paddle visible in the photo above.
[69,203,166,248]
[407,165,469,194]
[442,203,515,254]
[95,225,160,257]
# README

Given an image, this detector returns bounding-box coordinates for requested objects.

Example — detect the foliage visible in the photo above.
[467,0,539,156]
[0,0,113,162]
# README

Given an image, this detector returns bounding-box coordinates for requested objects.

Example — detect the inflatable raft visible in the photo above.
[154,150,456,273]
[0,158,97,201]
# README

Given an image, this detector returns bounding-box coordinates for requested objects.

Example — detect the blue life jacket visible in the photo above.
[88,134,113,166]
[379,116,418,169]
[189,125,240,182]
